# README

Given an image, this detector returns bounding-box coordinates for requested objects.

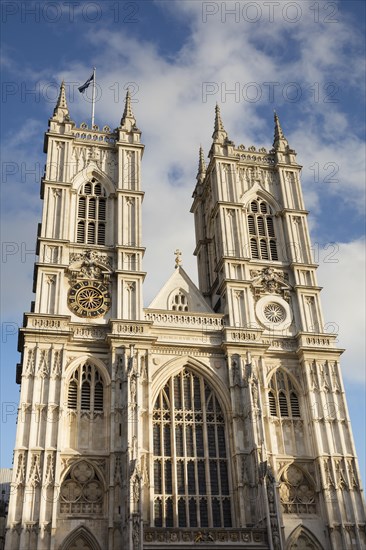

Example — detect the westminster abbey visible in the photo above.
[5,83,366,549]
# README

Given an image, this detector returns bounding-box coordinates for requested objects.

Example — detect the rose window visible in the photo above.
[263,302,286,323]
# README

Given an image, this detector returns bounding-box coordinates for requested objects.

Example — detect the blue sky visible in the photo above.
[1,0,365,485]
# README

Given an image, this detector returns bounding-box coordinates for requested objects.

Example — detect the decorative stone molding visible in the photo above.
[44,452,55,487]
[334,458,348,490]
[51,349,62,378]
[309,360,319,389]
[15,451,26,487]
[279,464,316,514]
[45,274,56,285]
[132,514,141,549]
[297,333,335,348]
[37,349,50,378]
[250,267,291,301]
[151,347,223,358]
[143,528,265,544]
[347,459,359,489]
[230,329,261,342]
[145,311,223,329]
[68,249,113,283]
[112,322,146,335]
[29,316,68,330]
[28,452,42,488]
[72,325,107,340]
[24,347,36,377]
[39,522,51,535]
[230,354,243,387]
[114,454,123,486]
[60,459,104,515]
[9,522,22,535]
[322,458,336,490]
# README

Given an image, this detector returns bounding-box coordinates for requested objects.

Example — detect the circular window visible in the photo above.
[263,303,286,323]
[255,295,293,331]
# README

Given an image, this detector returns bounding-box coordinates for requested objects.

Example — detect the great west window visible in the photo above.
[153,368,232,528]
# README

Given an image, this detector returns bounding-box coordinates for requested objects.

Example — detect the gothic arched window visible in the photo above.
[247,198,278,261]
[153,368,232,528]
[67,363,104,413]
[77,179,106,245]
[268,370,300,418]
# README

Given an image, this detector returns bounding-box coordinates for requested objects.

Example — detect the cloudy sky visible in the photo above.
[1,1,365,482]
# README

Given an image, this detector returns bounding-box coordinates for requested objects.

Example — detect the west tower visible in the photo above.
[191,106,366,549]
[5,90,365,550]
[5,84,151,550]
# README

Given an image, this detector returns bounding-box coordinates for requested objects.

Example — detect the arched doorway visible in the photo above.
[60,526,101,550]
[287,525,324,550]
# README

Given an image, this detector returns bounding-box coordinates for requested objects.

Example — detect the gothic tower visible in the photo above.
[5,89,365,550]
[191,106,366,549]
[5,83,150,550]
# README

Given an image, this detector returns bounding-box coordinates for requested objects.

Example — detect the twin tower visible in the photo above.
[5,83,365,550]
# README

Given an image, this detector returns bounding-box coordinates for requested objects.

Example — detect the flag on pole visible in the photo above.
[78,72,94,93]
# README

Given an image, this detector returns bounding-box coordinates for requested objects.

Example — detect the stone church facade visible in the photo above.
[5,83,366,550]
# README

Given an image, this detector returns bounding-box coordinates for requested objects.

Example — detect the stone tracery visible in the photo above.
[60,460,104,515]
[279,465,316,514]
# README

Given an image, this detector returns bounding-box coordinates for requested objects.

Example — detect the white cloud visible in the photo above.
[1,1,365,389]
[317,238,366,383]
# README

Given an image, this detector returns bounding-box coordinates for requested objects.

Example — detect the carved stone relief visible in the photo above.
[250,267,291,301]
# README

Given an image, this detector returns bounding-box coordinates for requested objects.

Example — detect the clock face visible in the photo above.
[68,280,111,318]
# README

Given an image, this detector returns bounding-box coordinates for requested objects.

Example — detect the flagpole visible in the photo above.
[91,67,96,128]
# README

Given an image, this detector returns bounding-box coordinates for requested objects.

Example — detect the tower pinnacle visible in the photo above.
[120,89,136,131]
[273,110,289,151]
[51,80,70,123]
[197,145,206,183]
[212,103,228,143]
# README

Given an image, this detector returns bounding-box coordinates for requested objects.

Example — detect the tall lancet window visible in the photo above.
[67,362,104,413]
[268,369,300,418]
[77,179,107,245]
[247,198,278,261]
[153,368,232,529]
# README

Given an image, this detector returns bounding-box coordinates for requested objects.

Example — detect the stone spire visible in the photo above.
[120,89,136,131]
[51,80,70,123]
[197,145,206,183]
[212,103,228,144]
[273,110,289,151]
